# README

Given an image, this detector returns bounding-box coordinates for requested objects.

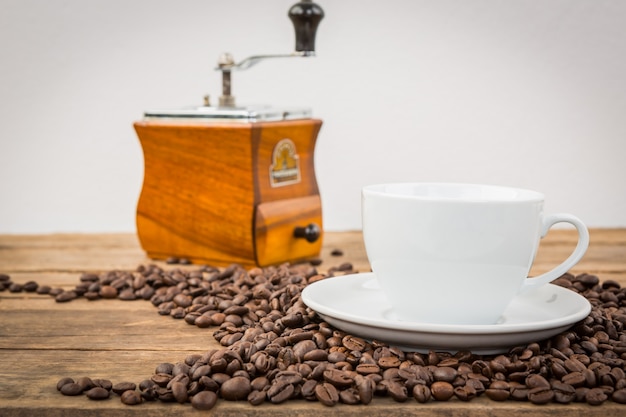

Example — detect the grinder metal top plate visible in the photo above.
[143,105,312,123]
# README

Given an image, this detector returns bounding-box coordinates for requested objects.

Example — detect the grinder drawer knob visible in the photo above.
[293,223,321,243]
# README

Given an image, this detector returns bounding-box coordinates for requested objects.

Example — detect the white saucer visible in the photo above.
[301,273,591,355]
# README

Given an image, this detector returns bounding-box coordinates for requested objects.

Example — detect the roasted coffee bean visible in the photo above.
[56,377,74,391]
[155,363,174,375]
[99,285,117,299]
[430,381,454,401]
[323,369,353,388]
[485,381,510,401]
[510,384,529,401]
[36,285,51,294]
[151,373,172,387]
[199,376,219,392]
[454,384,477,402]
[120,390,142,405]
[354,374,375,404]
[268,381,295,404]
[301,379,318,400]
[111,382,136,395]
[76,376,95,392]
[220,376,251,401]
[247,389,267,405]
[384,380,409,402]
[191,391,217,410]
[170,381,188,404]
[612,388,626,404]
[355,363,380,375]
[60,383,84,396]
[564,357,586,373]
[432,366,457,383]
[412,384,431,403]
[526,374,550,389]
[304,349,328,362]
[85,387,110,400]
[48,287,64,296]
[552,380,576,404]
[342,335,367,352]
[528,386,555,404]
[55,291,77,302]
[92,379,112,391]
[315,382,339,406]
[586,387,608,405]
[293,340,317,361]
[562,371,586,387]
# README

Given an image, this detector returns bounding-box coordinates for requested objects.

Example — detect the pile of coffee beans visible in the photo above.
[3,264,626,409]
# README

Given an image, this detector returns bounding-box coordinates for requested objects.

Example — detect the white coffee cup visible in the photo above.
[361,183,589,325]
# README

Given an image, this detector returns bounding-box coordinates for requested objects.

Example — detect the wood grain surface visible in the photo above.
[0,230,625,416]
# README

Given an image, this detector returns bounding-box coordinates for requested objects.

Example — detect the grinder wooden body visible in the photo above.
[134,119,323,267]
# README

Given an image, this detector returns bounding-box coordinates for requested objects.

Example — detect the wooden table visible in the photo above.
[1,230,625,416]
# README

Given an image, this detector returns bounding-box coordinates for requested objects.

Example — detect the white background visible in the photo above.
[1,0,625,234]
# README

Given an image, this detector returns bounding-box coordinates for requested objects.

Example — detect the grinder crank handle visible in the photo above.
[218,1,324,72]
[289,0,325,53]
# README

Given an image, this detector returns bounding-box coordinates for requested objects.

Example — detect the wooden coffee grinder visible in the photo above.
[133,1,325,267]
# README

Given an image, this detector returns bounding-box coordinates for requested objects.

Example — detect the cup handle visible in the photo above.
[519,213,589,294]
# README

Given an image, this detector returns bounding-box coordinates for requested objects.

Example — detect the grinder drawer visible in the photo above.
[254,195,323,266]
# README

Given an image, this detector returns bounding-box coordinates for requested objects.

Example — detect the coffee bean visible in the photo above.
[60,383,84,396]
[169,381,188,404]
[485,381,510,401]
[528,386,554,404]
[36,285,51,294]
[220,376,251,401]
[432,366,457,383]
[268,381,295,404]
[412,384,431,403]
[454,384,477,402]
[92,379,113,391]
[551,380,576,404]
[155,363,174,375]
[76,376,95,392]
[510,384,529,401]
[342,335,367,352]
[526,374,550,389]
[378,356,402,369]
[562,371,586,387]
[356,363,380,375]
[430,381,454,401]
[384,380,408,402]
[85,387,110,400]
[323,369,353,388]
[56,377,74,391]
[247,389,267,405]
[99,285,118,299]
[120,390,142,405]
[55,291,77,302]
[191,391,217,410]
[564,357,586,373]
[111,382,136,395]
[586,387,608,405]
[315,382,339,406]
[354,374,375,404]
[612,388,626,404]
